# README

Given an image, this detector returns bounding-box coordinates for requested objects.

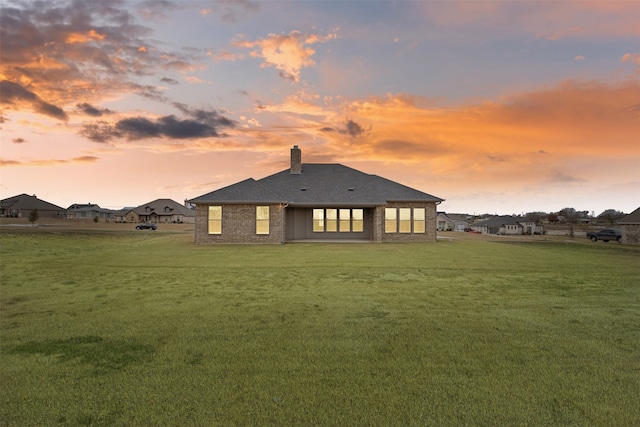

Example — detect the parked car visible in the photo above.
[586,228,621,242]
[136,223,157,230]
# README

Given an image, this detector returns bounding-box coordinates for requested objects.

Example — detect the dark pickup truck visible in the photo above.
[586,228,621,243]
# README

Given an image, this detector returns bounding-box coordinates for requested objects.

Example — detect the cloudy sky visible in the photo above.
[1,0,638,215]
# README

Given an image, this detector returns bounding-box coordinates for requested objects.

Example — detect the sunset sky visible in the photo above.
[1,0,638,216]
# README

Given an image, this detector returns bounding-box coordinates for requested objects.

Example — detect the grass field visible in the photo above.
[1,227,639,426]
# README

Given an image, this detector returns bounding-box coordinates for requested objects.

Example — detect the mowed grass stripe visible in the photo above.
[1,231,638,426]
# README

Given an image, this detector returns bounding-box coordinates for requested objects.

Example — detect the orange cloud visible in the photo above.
[0,156,99,167]
[233,29,338,82]
[0,1,203,118]
[242,79,638,194]
[65,29,106,44]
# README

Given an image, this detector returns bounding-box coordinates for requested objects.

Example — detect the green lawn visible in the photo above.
[1,230,639,426]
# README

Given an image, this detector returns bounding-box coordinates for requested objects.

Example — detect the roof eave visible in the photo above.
[191,200,287,205]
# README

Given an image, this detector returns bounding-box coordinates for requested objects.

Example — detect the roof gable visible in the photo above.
[619,207,640,224]
[189,179,284,204]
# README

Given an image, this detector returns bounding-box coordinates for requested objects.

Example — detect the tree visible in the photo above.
[28,209,39,226]
[547,213,559,224]
[557,207,584,238]
[597,209,625,225]
[525,211,547,224]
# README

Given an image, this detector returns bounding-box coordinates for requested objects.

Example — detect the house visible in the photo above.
[123,199,195,224]
[67,203,115,220]
[618,207,640,245]
[471,215,542,235]
[437,212,469,232]
[0,194,66,218]
[188,146,443,244]
[113,208,135,223]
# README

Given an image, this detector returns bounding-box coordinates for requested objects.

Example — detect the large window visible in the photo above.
[399,208,411,233]
[313,209,324,232]
[339,209,350,232]
[256,206,269,235]
[385,208,397,233]
[313,208,365,233]
[352,209,364,232]
[208,206,222,234]
[413,208,426,233]
[386,207,428,234]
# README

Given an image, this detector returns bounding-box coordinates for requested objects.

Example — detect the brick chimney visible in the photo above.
[290,145,302,174]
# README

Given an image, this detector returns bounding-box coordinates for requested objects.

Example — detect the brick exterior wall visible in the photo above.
[194,204,284,244]
[194,201,438,244]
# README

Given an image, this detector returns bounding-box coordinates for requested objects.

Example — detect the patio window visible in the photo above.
[339,209,350,232]
[313,209,324,232]
[313,208,366,233]
[326,209,337,232]
[352,209,364,232]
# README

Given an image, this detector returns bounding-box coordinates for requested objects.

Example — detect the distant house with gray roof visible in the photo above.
[437,212,469,231]
[471,215,542,235]
[67,203,115,220]
[188,146,444,244]
[123,199,195,224]
[618,207,640,245]
[0,194,65,218]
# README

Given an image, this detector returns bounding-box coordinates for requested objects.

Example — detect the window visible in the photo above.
[352,209,364,232]
[339,209,350,232]
[208,206,222,234]
[313,209,324,232]
[413,208,425,233]
[385,208,397,233]
[326,209,337,232]
[256,206,269,235]
[399,208,411,233]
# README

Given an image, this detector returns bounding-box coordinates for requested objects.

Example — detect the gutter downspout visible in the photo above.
[280,203,289,244]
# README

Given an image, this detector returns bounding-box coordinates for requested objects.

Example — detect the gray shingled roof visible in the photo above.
[190,164,443,206]
[0,194,64,211]
[189,179,285,204]
[473,215,522,228]
[618,207,640,224]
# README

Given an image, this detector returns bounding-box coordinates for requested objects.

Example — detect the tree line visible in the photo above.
[520,208,626,225]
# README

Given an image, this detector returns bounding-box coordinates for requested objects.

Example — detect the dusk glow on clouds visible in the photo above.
[1,0,638,215]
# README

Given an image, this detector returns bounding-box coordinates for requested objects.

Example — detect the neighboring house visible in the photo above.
[471,215,542,235]
[188,146,444,244]
[437,212,469,231]
[0,194,66,218]
[67,203,115,220]
[113,208,135,223]
[618,207,640,245]
[124,199,195,224]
